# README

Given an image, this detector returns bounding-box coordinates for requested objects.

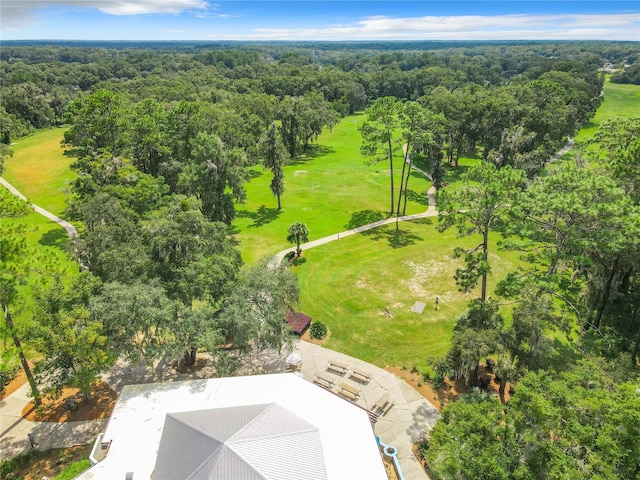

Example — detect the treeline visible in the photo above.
[422,114,640,478]
[0,41,621,398]
[611,63,640,85]
[1,42,639,476]
[1,40,622,174]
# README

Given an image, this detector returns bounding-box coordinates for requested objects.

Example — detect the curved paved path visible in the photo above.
[275,138,575,265]
[0,177,77,238]
[1,139,574,470]
[294,340,438,480]
[275,149,437,265]
[0,384,105,460]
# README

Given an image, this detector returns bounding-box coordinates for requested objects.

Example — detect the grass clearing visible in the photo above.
[293,219,521,372]
[233,114,433,263]
[574,80,640,144]
[4,128,74,217]
[1,128,79,336]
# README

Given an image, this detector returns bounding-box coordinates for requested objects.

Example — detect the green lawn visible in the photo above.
[4,128,74,217]
[293,219,521,372]
[233,114,433,264]
[1,128,78,341]
[574,80,640,144]
[3,81,637,373]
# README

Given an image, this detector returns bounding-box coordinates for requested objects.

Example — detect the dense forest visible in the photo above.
[1,40,639,479]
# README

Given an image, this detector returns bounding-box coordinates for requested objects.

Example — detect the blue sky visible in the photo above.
[2,1,639,41]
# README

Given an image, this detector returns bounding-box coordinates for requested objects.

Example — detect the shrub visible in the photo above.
[0,364,19,392]
[429,356,451,386]
[309,321,327,340]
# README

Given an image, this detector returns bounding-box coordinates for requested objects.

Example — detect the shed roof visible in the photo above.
[285,311,312,335]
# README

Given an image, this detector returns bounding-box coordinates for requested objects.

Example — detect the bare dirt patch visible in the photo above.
[11,445,91,480]
[386,364,509,411]
[383,455,400,480]
[301,328,329,346]
[22,382,117,422]
[1,369,27,400]
[386,366,466,411]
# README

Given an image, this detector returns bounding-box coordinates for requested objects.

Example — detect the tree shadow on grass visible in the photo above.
[39,228,69,251]
[245,169,264,180]
[344,209,387,230]
[292,256,307,267]
[362,224,424,249]
[287,144,336,167]
[545,338,583,375]
[235,205,282,228]
[406,189,430,207]
[410,154,430,172]
[443,163,471,185]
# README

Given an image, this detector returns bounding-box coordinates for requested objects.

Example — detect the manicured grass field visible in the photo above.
[574,79,640,144]
[293,219,521,372]
[1,128,78,341]
[234,114,433,263]
[3,81,637,373]
[4,128,74,217]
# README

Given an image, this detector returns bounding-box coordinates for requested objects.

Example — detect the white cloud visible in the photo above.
[1,0,209,30]
[96,1,208,15]
[247,13,640,41]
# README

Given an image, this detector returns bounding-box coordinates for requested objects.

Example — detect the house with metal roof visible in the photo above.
[78,373,387,479]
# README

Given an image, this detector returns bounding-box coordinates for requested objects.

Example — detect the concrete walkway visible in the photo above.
[295,340,439,480]
[0,177,77,238]
[0,383,106,460]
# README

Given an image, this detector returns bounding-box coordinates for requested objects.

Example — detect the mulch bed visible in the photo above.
[22,382,117,422]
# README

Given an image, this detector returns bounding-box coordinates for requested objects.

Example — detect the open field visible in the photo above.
[2,80,638,373]
[1,128,78,340]
[233,114,433,264]
[293,219,521,372]
[3,128,74,217]
[574,79,640,143]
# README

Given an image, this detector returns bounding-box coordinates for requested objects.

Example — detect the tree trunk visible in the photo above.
[481,229,489,302]
[402,157,413,216]
[593,256,619,330]
[395,144,409,223]
[630,295,640,367]
[277,194,281,210]
[387,139,395,215]
[3,304,41,406]
[184,346,197,366]
[498,378,508,404]
[618,267,632,293]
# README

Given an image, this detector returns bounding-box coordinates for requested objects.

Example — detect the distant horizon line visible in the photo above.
[4,39,639,43]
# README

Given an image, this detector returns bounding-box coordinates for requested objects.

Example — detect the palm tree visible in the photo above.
[287,222,309,256]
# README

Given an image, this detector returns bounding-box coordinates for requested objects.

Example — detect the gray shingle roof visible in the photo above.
[153,403,327,480]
